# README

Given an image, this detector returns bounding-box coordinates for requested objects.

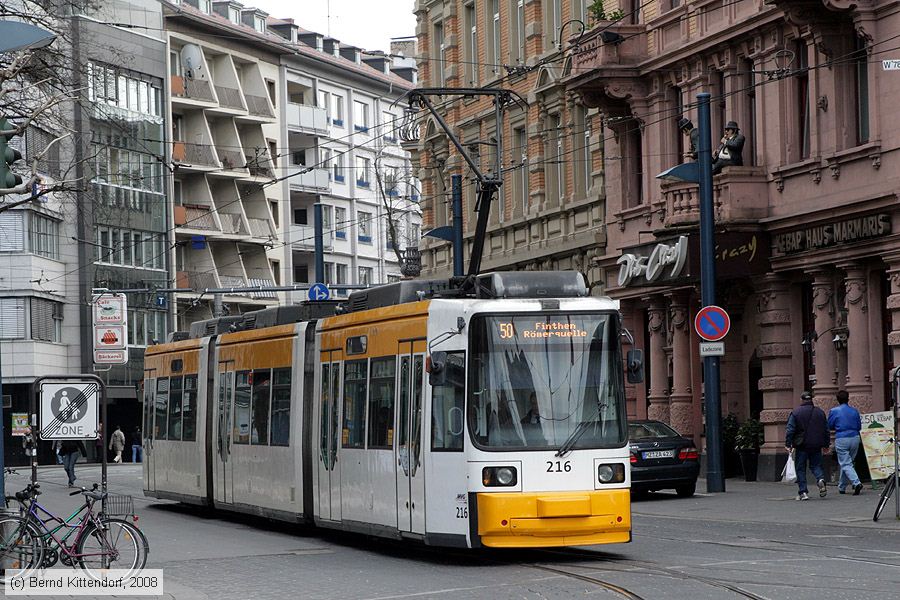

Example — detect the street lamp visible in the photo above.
[655,92,725,493]
[0,21,57,53]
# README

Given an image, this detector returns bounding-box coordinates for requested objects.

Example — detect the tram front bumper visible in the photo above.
[476,489,631,548]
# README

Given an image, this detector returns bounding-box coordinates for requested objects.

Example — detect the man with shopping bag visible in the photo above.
[785,391,830,500]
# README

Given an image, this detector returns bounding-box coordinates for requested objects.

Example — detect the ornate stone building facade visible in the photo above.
[413,0,607,280]
[566,0,900,478]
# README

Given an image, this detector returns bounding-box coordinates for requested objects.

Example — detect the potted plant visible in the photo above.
[587,0,624,24]
[734,418,764,482]
[721,414,742,478]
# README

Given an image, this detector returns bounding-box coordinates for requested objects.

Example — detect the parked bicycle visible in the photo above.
[873,437,900,522]
[2,482,148,578]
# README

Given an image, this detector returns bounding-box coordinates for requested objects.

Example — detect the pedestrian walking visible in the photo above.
[109,425,126,464]
[53,440,63,465]
[131,427,143,463]
[21,426,37,459]
[785,391,830,500]
[828,390,864,495]
[59,439,87,488]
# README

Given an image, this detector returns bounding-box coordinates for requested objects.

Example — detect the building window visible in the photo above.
[549,0,562,49]
[335,263,348,285]
[333,95,344,126]
[318,89,330,121]
[356,156,370,187]
[742,58,757,167]
[197,0,211,13]
[358,266,373,286]
[796,38,811,160]
[854,35,870,145]
[433,21,445,86]
[254,15,266,33]
[464,3,479,85]
[491,0,501,75]
[629,0,641,23]
[0,212,24,252]
[0,298,25,339]
[358,211,372,243]
[271,260,281,285]
[294,264,309,283]
[512,0,525,63]
[94,227,165,270]
[320,147,332,179]
[626,123,643,207]
[667,85,684,162]
[333,152,345,182]
[335,207,347,239]
[513,126,528,214]
[354,100,370,133]
[383,111,397,142]
[555,114,565,204]
[31,298,62,342]
[228,6,240,23]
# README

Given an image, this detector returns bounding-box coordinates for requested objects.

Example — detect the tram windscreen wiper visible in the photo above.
[556,402,605,457]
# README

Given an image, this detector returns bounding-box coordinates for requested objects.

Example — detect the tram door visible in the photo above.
[318,353,342,521]
[396,341,426,534]
[214,364,235,504]
[141,374,155,492]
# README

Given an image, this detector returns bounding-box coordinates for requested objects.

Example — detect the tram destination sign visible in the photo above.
[496,319,589,342]
[774,213,891,255]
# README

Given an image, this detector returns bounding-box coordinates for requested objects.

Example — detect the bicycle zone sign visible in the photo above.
[39,381,100,440]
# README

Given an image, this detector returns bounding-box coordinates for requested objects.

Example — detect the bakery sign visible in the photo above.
[774,213,891,255]
[617,236,688,286]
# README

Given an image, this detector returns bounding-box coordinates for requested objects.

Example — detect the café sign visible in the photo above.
[617,236,688,286]
[774,213,891,255]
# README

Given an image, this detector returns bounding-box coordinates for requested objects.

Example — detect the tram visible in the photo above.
[142,271,641,548]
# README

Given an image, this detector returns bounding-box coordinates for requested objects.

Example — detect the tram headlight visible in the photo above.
[482,466,518,487]
[597,463,625,484]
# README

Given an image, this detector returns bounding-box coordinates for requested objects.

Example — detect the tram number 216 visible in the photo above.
[546,460,572,473]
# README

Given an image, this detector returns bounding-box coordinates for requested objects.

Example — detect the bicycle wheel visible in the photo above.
[874,475,897,522]
[76,518,148,578]
[0,516,44,584]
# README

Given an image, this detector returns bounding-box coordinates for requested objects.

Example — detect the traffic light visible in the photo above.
[0,117,23,190]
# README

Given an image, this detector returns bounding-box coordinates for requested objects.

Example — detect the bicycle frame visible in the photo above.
[21,495,106,562]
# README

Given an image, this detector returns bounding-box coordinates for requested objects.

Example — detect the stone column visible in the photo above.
[667,293,692,436]
[810,269,838,410]
[646,297,670,422]
[842,264,874,413]
[756,275,794,480]
[886,255,900,378]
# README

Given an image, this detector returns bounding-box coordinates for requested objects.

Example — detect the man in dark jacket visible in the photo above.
[59,439,87,488]
[785,391,830,500]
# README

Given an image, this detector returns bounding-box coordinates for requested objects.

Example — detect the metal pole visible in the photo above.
[101,380,108,569]
[31,384,36,486]
[0,339,4,497]
[697,92,725,493]
[213,293,223,318]
[314,203,325,284]
[894,367,899,519]
[450,174,464,277]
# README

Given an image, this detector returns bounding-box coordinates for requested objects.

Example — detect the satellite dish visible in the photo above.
[180,44,206,81]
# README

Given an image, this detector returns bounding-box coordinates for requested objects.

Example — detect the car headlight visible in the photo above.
[597,463,625,484]
[482,466,518,487]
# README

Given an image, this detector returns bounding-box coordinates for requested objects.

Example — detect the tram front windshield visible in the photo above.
[468,313,627,451]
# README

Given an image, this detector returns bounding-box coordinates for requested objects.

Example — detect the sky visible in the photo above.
[251,0,417,52]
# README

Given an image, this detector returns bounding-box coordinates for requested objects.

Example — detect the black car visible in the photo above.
[629,420,700,497]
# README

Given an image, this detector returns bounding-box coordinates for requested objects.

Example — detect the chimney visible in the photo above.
[339,45,362,64]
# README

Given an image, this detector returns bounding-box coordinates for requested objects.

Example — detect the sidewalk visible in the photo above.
[633,477,900,531]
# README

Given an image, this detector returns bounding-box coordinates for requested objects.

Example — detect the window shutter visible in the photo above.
[0,213,25,251]
[0,298,26,339]
[31,298,53,342]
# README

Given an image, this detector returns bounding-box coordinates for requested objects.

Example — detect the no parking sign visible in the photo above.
[694,306,731,342]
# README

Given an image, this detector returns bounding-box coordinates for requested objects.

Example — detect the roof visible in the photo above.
[163,1,413,92]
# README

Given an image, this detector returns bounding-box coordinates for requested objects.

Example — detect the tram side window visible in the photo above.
[367,357,396,449]
[168,376,183,440]
[432,352,465,451]
[233,371,251,444]
[143,379,153,440]
[271,368,291,446]
[154,378,169,440]
[343,359,368,448]
[320,364,330,458]
[251,368,272,445]
[183,375,197,441]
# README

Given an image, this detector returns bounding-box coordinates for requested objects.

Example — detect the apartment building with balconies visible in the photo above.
[163,0,284,328]
[565,0,900,479]
[413,0,606,281]
[268,20,420,302]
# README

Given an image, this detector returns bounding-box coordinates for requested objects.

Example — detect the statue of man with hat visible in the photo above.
[712,120,745,174]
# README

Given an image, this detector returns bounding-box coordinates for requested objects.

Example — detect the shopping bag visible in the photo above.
[781,452,797,483]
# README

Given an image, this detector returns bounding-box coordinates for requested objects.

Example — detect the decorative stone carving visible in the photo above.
[758,376,794,391]
[845,277,868,313]
[759,409,793,424]
[775,177,785,192]
[871,152,881,170]
[756,343,793,358]
[810,167,821,184]
[812,281,834,317]
[829,162,840,179]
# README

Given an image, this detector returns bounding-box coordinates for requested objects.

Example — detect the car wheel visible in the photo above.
[675,483,696,498]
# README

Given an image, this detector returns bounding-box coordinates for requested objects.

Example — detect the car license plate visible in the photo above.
[643,450,674,459]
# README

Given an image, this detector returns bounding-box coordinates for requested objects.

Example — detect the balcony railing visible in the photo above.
[214,85,244,110]
[248,277,277,299]
[178,270,219,291]
[660,166,769,228]
[171,75,216,103]
[244,94,274,118]
[247,217,273,239]
[181,206,219,231]
[174,142,218,167]
[218,150,246,171]
[287,103,327,133]
[287,166,329,190]
[291,224,333,250]
[219,213,246,235]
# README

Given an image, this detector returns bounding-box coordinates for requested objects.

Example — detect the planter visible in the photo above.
[738,449,760,482]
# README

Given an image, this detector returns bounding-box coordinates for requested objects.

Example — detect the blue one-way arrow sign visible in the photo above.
[308,283,330,302]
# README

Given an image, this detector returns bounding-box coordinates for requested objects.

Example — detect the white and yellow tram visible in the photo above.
[143,272,638,548]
